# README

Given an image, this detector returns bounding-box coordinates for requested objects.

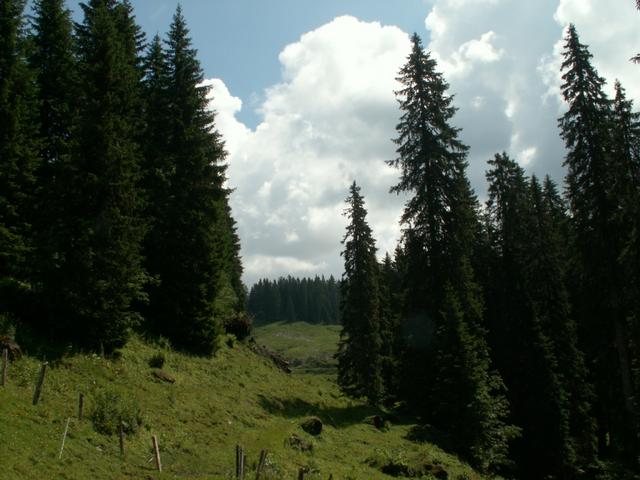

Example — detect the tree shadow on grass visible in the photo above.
[258,394,395,429]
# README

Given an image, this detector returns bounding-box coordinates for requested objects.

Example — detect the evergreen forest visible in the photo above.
[247,276,340,325]
[1,1,639,479]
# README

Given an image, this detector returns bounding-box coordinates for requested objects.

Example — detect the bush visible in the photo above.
[148,352,165,369]
[224,312,252,341]
[90,389,143,436]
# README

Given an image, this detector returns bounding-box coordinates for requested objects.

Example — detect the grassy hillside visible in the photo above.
[253,321,341,372]
[0,330,487,479]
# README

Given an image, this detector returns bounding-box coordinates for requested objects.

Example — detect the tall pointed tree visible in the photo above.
[484,152,596,477]
[63,0,147,350]
[389,33,517,471]
[144,6,227,354]
[0,0,38,315]
[337,181,384,405]
[559,24,638,460]
[28,0,78,336]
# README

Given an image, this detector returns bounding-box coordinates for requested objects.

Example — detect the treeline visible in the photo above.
[247,276,340,325]
[0,0,245,355]
[338,28,640,479]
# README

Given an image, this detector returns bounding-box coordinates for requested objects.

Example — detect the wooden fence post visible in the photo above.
[78,393,84,420]
[255,449,267,480]
[119,422,125,457]
[235,445,239,479]
[298,467,305,480]
[1,348,7,386]
[32,362,48,405]
[58,417,71,459]
[235,444,245,479]
[152,435,162,472]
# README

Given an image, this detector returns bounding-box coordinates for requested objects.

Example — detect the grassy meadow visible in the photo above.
[0,324,487,479]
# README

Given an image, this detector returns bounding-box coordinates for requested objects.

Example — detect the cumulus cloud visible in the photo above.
[423,0,640,196]
[207,16,411,285]
[207,4,640,286]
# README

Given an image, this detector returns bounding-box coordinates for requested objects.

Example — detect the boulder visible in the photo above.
[301,416,323,436]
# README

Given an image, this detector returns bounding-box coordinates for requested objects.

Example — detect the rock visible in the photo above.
[301,417,323,436]
[152,369,175,384]
[285,433,313,452]
[365,415,390,431]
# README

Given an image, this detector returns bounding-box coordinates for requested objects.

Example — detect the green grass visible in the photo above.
[252,322,341,373]
[0,330,487,479]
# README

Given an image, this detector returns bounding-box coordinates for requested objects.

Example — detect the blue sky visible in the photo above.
[61,0,430,128]
[42,1,640,285]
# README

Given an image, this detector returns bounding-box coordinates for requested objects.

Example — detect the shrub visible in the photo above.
[224,312,252,341]
[148,352,165,369]
[90,389,143,435]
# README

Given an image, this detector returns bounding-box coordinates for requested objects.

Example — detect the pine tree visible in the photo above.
[559,24,638,460]
[337,181,384,405]
[0,0,38,316]
[484,153,595,477]
[389,34,517,471]
[144,6,226,354]
[28,0,78,336]
[65,0,147,351]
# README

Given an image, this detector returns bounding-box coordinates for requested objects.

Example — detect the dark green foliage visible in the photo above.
[143,6,228,355]
[247,275,340,325]
[483,152,596,478]
[432,284,519,473]
[28,0,78,338]
[389,33,517,472]
[0,0,38,313]
[148,352,165,369]
[378,253,403,404]
[63,0,147,351]
[90,389,143,435]
[337,181,384,405]
[559,25,639,462]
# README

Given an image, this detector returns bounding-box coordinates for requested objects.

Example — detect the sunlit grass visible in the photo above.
[0,331,486,479]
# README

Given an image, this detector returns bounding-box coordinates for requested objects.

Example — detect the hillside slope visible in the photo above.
[0,332,486,479]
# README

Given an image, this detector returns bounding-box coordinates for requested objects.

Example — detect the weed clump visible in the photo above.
[148,352,166,369]
[90,389,143,435]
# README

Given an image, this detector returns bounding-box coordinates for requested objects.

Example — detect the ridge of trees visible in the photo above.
[0,0,244,356]
[336,28,640,478]
[247,275,340,325]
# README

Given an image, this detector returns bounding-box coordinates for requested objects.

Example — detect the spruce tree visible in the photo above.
[28,0,78,336]
[390,34,517,471]
[559,24,638,460]
[0,0,38,316]
[337,181,384,404]
[65,0,147,351]
[144,6,226,354]
[484,153,596,477]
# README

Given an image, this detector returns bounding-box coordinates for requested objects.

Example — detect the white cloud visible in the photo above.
[208,15,411,285]
[207,4,640,286]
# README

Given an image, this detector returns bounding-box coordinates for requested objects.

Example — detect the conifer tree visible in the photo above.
[484,153,595,477]
[144,6,227,354]
[390,34,517,470]
[28,0,78,335]
[337,181,384,404]
[65,0,147,351]
[559,24,638,459]
[0,0,38,315]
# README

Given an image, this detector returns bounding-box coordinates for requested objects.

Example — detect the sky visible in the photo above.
[58,0,640,286]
